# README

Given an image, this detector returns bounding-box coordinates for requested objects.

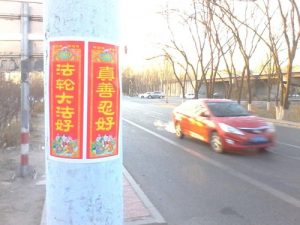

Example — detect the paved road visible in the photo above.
[122,96,300,225]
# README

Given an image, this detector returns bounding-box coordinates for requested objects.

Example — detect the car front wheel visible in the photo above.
[210,132,224,153]
[258,147,268,152]
[175,123,184,139]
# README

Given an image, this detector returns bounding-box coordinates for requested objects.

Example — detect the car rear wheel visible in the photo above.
[210,132,224,153]
[175,123,184,139]
[148,95,152,99]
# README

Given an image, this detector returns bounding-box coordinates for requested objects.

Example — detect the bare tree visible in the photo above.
[30,72,44,110]
[122,67,163,95]
[201,0,238,99]
[212,1,267,110]
[0,75,20,146]
[161,5,201,98]
[226,0,300,119]
[159,0,299,119]
[161,1,222,99]
[163,49,189,99]
[276,0,300,119]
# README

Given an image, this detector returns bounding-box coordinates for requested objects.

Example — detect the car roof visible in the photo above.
[202,98,233,103]
[184,98,233,103]
[174,98,235,113]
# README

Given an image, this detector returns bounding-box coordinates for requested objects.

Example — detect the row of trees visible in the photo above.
[0,75,20,131]
[0,72,44,146]
[160,0,299,119]
[0,74,20,146]
[122,66,170,96]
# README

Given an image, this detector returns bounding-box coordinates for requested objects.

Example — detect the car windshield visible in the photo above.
[207,102,250,117]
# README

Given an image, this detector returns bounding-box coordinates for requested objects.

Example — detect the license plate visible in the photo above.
[251,136,268,143]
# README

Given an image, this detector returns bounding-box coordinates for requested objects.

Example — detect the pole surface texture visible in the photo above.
[20,2,30,177]
[44,1,123,224]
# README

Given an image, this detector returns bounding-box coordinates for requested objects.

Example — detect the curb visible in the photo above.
[40,201,46,225]
[266,118,300,129]
[123,168,167,225]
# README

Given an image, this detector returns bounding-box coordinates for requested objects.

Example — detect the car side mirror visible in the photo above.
[199,112,209,117]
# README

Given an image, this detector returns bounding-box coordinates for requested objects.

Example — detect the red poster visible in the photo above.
[87,42,120,159]
[49,41,84,159]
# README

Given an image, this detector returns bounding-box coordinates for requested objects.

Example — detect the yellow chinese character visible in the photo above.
[97,67,115,81]
[56,79,75,91]
[56,106,74,119]
[97,101,114,116]
[96,83,115,98]
[56,92,74,104]
[55,119,74,132]
[95,117,115,131]
[56,63,75,76]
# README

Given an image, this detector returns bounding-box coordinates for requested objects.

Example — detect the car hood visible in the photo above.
[214,116,268,128]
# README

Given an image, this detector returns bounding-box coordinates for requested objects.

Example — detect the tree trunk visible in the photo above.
[266,101,270,111]
[276,105,287,120]
[247,103,252,112]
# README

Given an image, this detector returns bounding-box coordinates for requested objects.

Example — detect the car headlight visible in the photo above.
[219,123,245,135]
[266,122,276,133]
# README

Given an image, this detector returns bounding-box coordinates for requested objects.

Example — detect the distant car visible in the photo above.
[185,93,195,99]
[138,92,152,98]
[213,92,223,98]
[139,91,165,99]
[172,99,276,153]
[180,93,195,99]
[151,91,165,98]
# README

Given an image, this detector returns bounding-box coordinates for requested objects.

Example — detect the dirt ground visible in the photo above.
[0,114,45,225]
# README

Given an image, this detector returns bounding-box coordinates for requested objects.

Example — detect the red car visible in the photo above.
[172,99,275,153]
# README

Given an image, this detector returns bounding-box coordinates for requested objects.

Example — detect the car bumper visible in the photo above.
[221,133,275,151]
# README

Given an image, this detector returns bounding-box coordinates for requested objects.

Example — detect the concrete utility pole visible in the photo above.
[44,1,123,225]
[19,2,31,177]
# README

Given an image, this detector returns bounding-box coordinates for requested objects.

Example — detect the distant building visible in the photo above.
[0,0,43,73]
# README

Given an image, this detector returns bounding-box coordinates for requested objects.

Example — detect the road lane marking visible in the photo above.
[148,111,163,116]
[277,141,300,150]
[272,142,300,160]
[123,118,300,209]
[267,150,300,161]
[155,103,176,109]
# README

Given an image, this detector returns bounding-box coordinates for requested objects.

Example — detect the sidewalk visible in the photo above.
[122,169,166,225]
[265,118,300,129]
[0,113,166,225]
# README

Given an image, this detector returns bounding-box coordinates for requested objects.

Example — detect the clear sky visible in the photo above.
[120,0,251,72]
[121,0,169,71]
[121,0,300,72]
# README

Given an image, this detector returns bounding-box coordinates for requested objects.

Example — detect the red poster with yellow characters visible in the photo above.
[87,42,120,159]
[49,41,84,159]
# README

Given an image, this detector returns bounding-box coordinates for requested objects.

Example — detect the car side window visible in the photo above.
[177,101,196,116]
[194,103,209,117]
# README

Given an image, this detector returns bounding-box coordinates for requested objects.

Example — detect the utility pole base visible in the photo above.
[16,165,36,178]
